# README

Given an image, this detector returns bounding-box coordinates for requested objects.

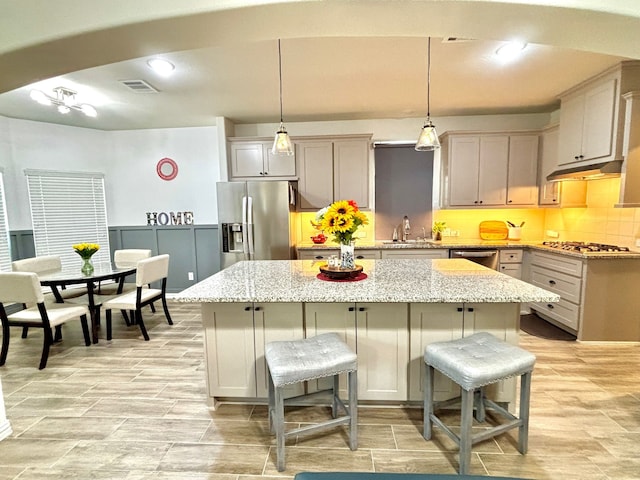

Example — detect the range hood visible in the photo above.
[546,160,623,182]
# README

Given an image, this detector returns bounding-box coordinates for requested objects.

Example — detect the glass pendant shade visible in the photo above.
[272,123,294,155]
[415,120,440,151]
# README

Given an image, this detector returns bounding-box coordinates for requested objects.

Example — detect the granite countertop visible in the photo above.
[175,259,560,304]
[297,240,640,259]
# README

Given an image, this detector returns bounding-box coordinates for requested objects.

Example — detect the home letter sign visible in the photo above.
[146,211,194,226]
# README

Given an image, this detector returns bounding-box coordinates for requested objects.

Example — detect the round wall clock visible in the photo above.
[156,157,178,181]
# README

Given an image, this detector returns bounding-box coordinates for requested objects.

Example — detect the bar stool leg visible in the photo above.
[474,387,486,422]
[268,368,275,434]
[459,388,475,475]
[275,385,286,472]
[348,370,358,450]
[518,371,532,454]
[423,364,434,440]
[332,374,339,418]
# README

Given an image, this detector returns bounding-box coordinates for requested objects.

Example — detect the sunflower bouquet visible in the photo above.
[312,200,368,245]
[72,242,100,260]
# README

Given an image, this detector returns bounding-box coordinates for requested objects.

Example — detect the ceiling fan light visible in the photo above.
[272,123,294,156]
[495,41,527,60]
[415,120,440,151]
[147,58,175,76]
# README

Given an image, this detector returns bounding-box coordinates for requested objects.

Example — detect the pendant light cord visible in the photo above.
[427,36,432,120]
[278,39,284,124]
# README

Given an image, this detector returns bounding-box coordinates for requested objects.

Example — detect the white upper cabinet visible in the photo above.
[558,77,617,165]
[442,132,537,207]
[538,126,560,205]
[297,135,371,210]
[229,140,296,179]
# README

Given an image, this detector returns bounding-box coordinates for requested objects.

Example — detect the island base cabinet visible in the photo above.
[408,302,519,405]
[305,303,357,396]
[202,303,257,399]
[356,303,409,401]
[254,303,305,399]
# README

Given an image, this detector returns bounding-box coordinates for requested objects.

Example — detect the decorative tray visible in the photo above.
[319,264,364,280]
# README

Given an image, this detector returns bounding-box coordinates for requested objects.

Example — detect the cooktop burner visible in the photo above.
[542,241,631,252]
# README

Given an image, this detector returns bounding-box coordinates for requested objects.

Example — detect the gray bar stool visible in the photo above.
[265,332,358,472]
[423,332,536,475]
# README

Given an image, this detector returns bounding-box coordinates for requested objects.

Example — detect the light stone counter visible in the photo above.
[176,258,558,304]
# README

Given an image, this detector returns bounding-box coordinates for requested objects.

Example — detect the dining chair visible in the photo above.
[97,249,152,296]
[0,272,91,369]
[103,254,173,341]
[12,254,87,339]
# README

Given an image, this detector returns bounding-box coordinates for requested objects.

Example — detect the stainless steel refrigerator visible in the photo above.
[217,181,297,269]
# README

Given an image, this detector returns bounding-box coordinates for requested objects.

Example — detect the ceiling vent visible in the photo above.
[119,79,159,93]
[441,37,475,43]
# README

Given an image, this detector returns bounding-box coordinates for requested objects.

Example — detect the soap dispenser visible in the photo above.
[392,227,398,242]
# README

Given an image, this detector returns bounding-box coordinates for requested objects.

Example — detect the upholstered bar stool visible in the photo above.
[423,332,536,475]
[265,332,358,472]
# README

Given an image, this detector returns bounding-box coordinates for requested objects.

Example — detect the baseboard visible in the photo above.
[0,419,12,441]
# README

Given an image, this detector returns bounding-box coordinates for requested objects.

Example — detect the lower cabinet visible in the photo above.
[381,249,449,259]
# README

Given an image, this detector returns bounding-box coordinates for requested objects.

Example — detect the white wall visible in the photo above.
[107,126,219,225]
[0,116,220,231]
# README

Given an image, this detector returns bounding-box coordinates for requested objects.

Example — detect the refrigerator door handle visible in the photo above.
[242,196,249,255]
[247,196,255,256]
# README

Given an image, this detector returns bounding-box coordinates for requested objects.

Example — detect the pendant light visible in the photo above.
[415,37,440,151]
[272,39,294,156]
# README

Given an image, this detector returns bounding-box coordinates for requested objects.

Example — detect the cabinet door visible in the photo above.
[202,303,256,398]
[582,78,616,161]
[254,303,305,399]
[448,136,480,206]
[507,135,539,205]
[297,141,334,209]
[230,143,265,177]
[263,142,296,177]
[477,136,509,205]
[305,302,357,395]
[356,303,409,401]
[462,303,520,403]
[539,127,561,205]
[558,94,585,165]
[409,303,464,402]
[333,139,370,208]
[499,263,522,279]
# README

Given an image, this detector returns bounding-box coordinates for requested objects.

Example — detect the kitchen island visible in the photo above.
[176,259,558,408]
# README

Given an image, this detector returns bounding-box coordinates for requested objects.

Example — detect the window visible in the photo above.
[0,170,11,272]
[25,169,110,267]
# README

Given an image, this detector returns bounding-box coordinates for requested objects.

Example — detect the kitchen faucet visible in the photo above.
[402,215,411,242]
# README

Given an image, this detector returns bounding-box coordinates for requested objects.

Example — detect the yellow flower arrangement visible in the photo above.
[312,200,368,245]
[72,242,100,260]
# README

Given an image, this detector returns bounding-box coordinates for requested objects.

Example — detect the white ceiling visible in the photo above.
[0,1,635,131]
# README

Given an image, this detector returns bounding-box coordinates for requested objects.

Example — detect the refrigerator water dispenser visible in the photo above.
[221,223,244,253]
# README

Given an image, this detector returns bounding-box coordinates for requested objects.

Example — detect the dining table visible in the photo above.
[38,262,137,343]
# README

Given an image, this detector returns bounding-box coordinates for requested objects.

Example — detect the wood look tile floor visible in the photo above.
[1,302,640,479]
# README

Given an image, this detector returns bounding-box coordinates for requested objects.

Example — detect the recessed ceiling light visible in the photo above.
[495,41,527,61]
[147,58,175,76]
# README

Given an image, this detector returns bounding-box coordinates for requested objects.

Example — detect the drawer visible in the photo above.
[531,298,579,331]
[530,251,583,277]
[297,249,335,260]
[499,263,522,279]
[530,265,582,304]
[381,249,449,259]
[499,249,523,263]
[354,249,381,260]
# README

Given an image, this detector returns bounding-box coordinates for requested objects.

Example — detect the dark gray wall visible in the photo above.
[10,225,220,293]
[374,146,434,240]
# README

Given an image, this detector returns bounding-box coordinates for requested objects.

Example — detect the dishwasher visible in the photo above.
[449,249,499,270]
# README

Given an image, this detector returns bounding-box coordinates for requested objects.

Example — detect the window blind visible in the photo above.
[0,171,12,272]
[25,169,111,267]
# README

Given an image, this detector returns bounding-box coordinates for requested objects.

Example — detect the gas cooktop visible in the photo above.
[542,241,631,253]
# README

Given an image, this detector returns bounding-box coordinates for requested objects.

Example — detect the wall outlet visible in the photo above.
[188,272,194,281]
[546,230,560,238]
[635,239,640,248]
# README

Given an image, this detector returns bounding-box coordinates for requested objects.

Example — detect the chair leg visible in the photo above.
[39,325,54,369]
[106,309,113,341]
[0,321,10,366]
[80,314,91,346]
[459,388,475,475]
[149,302,157,313]
[121,310,131,326]
[518,371,532,454]
[423,364,435,440]
[275,385,286,472]
[161,296,173,325]
[348,369,358,450]
[54,325,62,342]
[21,326,29,339]
[136,308,150,341]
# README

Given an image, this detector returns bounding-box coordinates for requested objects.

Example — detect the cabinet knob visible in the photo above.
[467,307,474,312]
[579,155,584,159]
[508,200,513,203]
[500,266,505,270]
[244,306,252,311]
[358,307,366,312]
[457,307,464,312]
[315,256,324,259]
[356,255,365,259]
[263,171,268,175]
[549,280,556,285]
[479,200,483,204]
[254,306,261,311]
[474,200,478,204]
[547,304,554,309]
[348,307,355,311]
[259,172,264,175]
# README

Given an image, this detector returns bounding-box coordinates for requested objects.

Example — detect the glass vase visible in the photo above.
[81,257,94,275]
[340,242,355,269]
